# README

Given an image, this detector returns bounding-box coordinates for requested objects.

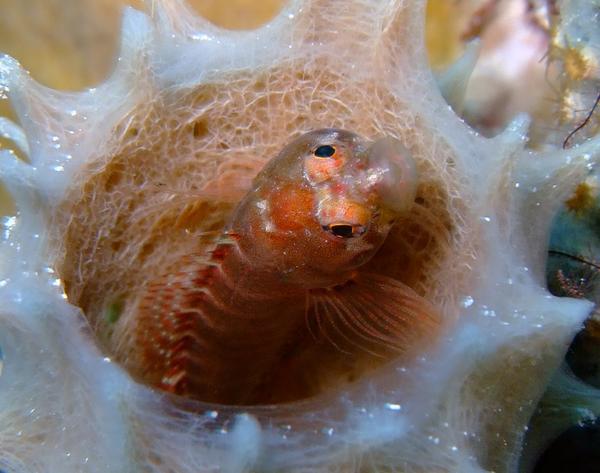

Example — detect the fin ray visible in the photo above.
[307,273,441,357]
[319,292,386,357]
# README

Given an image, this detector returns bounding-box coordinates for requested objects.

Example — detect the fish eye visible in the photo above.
[324,223,365,238]
[314,145,336,158]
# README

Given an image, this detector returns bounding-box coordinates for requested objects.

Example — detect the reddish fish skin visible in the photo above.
[130,129,424,405]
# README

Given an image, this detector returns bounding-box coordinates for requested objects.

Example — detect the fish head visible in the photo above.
[230,129,418,288]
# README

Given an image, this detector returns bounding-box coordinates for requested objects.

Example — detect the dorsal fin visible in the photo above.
[125,235,238,395]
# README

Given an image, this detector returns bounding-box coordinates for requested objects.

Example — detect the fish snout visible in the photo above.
[365,137,418,214]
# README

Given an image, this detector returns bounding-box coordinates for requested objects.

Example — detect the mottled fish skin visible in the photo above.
[129,128,437,405]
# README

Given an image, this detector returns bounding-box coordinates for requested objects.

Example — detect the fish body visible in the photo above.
[128,129,437,405]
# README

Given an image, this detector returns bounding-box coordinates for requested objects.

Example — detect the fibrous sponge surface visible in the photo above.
[55,64,462,371]
[0,0,599,472]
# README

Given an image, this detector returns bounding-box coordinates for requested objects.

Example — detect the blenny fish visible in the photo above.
[122,128,439,405]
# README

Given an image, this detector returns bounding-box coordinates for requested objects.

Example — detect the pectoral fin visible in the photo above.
[307,273,441,358]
